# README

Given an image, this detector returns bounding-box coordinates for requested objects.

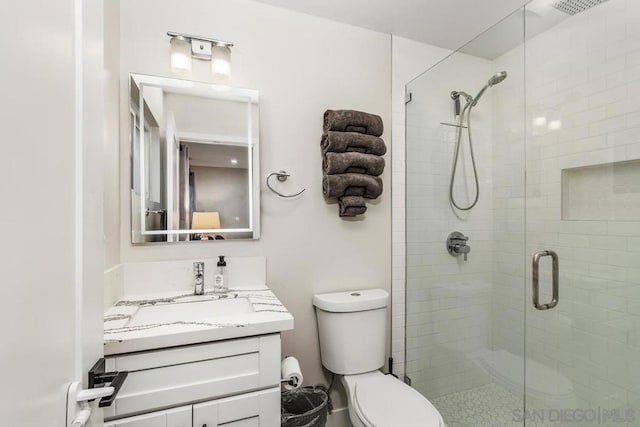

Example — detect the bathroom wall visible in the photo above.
[105,0,121,271]
[115,0,392,410]
[492,0,640,412]
[404,51,496,398]
[191,166,250,228]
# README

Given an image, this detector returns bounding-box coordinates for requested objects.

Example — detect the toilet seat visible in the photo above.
[348,373,444,427]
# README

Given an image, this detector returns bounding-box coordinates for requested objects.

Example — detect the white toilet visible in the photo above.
[313,289,444,427]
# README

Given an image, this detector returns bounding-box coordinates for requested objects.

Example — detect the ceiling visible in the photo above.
[253,0,531,53]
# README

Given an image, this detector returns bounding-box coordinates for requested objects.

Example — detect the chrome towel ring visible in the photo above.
[266,170,305,198]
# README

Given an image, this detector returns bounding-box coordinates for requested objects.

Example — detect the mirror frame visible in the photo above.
[129,73,260,243]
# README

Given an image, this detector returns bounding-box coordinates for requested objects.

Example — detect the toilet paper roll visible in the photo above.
[281,356,303,390]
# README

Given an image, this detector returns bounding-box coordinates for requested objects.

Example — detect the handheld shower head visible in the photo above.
[471,71,508,107]
[488,71,508,87]
[451,91,473,116]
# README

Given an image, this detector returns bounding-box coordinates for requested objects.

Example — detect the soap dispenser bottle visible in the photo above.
[214,256,227,293]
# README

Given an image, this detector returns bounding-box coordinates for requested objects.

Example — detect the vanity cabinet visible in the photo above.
[104,388,280,427]
[104,334,281,427]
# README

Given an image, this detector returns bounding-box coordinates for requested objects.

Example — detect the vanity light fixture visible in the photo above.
[169,35,192,76]
[167,31,234,80]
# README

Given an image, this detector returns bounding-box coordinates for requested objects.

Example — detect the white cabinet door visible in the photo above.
[193,388,280,427]
[104,405,192,427]
[107,334,281,419]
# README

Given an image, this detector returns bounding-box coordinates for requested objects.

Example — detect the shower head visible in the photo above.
[488,71,508,87]
[552,0,610,15]
[471,71,508,107]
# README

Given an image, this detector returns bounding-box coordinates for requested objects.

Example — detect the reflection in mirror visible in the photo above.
[129,74,260,243]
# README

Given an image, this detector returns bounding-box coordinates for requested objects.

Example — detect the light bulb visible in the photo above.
[170,36,192,76]
[548,120,562,131]
[533,116,547,127]
[211,45,231,80]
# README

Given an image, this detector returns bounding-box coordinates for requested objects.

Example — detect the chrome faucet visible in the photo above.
[446,232,471,261]
[194,261,205,295]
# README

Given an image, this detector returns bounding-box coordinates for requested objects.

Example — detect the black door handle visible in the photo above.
[88,358,129,408]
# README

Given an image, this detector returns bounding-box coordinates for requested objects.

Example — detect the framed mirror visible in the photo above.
[129,73,260,243]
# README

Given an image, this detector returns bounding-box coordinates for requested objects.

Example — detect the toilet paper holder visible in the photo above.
[281,377,300,387]
[281,355,303,390]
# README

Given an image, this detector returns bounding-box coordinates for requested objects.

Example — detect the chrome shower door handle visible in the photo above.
[532,250,559,310]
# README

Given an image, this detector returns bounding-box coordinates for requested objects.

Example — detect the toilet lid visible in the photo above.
[354,375,443,427]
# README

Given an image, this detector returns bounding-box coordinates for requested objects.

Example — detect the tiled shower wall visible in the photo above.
[497,0,640,415]
[489,42,526,363]
[404,52,496,398]
[400,0,640,414]
[391,37,450,378]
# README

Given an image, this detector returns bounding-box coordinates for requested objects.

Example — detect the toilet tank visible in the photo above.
[313,289,388,375]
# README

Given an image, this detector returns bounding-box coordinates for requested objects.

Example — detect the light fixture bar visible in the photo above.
[167,31,234,47]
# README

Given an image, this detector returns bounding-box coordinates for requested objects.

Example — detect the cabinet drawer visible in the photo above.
[193,387,280,427]
[223,419,260,427]
[104,405,191,427]
[105,334,280,419]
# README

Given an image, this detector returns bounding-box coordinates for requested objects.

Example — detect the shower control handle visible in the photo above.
[446,232,470,261]
[532,250,559,310]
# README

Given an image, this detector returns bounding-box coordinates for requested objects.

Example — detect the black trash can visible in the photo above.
[281,387,329,427]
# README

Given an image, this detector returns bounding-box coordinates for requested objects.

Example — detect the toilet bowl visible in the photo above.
[313,289,444,427]
[342,371,444,427]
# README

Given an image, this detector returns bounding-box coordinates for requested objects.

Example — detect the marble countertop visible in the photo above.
[104,286,294,355]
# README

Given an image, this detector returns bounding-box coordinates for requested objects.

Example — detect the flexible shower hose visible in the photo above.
[449,102,480,211]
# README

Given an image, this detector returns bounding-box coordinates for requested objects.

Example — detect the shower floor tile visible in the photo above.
[432,382,552,427]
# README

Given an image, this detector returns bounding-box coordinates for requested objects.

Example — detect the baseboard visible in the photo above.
[326,407,351,427]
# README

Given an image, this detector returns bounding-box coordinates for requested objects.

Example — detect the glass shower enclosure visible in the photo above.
[405,0,640,425]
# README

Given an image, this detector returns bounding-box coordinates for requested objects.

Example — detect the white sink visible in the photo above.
[127,298,255,327]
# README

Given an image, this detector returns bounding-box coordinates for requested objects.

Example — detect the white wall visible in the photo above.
[116,0,392,409]
[104,0,121,270]
[192,166,250,228]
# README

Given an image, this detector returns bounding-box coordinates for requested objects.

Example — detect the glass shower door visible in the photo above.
[523,0,640,425]
[404,8,527,426]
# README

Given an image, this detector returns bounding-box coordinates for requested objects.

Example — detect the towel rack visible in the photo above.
[266,170,305,198]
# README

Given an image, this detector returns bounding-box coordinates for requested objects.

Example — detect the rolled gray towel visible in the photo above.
[323,152,385,176]
[323,110,384,137]
[323,174,383,199]
[321,132,387,156]
[338,196,367,217]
